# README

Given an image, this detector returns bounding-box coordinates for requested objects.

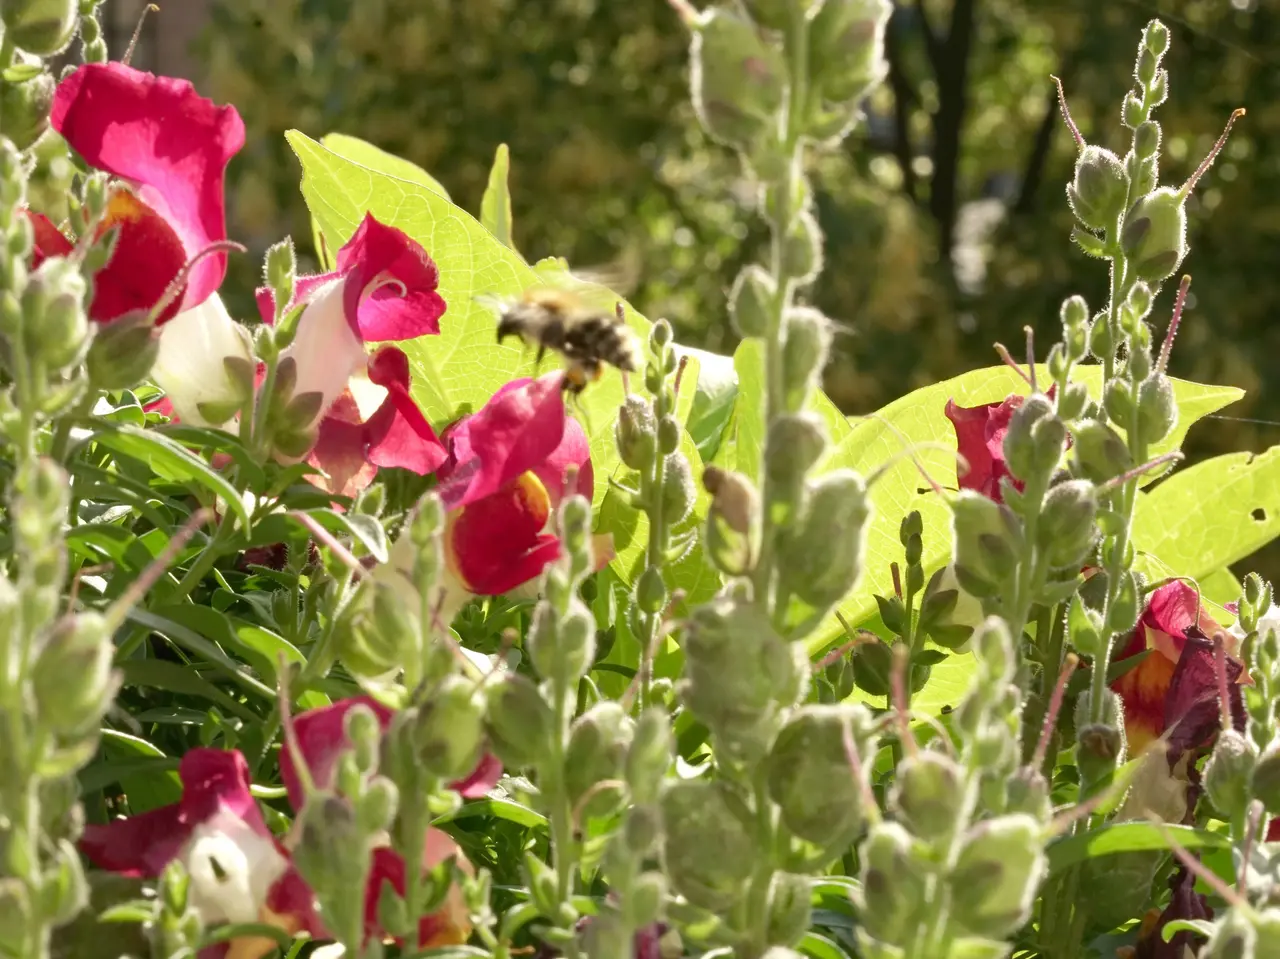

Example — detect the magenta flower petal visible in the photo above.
[364,346,448,475]
[51,63,244,311]
[335,213,445,342]
[279,696,395,811]
[945,395,1022,503]
[448,753,504,799]
[80,749,269,877]
[26,209,73,266]
[438,373,567,509]
[535,413,594,506]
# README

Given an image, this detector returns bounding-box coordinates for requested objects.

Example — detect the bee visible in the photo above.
[492,288,643,395]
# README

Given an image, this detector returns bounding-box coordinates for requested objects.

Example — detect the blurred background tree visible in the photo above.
[188,0,1278,575]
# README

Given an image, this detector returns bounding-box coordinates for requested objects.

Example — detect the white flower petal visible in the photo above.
[279,278,367,427]
[151,293,254,429]
[182,807,288,927]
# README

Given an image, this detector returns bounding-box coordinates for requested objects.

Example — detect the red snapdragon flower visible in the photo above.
[434,373,595,597]
[1110,581,1246,758]
[80,749,321,959]
[43,62,244,324]
[945,388,1062,504]
[278,697,500,948]
[256,213,449,496]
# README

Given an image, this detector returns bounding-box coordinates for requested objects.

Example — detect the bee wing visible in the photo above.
[567,250,641,298]
[473,292,511,315]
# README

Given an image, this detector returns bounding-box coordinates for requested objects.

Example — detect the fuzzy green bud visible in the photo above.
[412,676,485,782]
[890,751,964,842]
[345,581,416,677]
[0,69,56,151]
[32,612,118,735]
[808,0,891,104]
[21,255,89,369]
[682,597,803,760]
[782,211,823,284]
[776,470,869,610]
[565,703,633,821]
[855,822,929,944]
[1122,186,1188,283]
[948,815,1047,939]
[1037,480,1098,571]
[850,639,892,698]
[766,873,812,948]
[662,454,697,527]
[951,491,1019,597]
[1137,372,1177,443]
[729,265,775,339]
[660,779,756,912]
[1068,146,1128,232]
[1204,730,1258,822]
[703,466,759,575]
[766,705,878,851]
[264,239,296,322]
[3,0,79,56]
[86,313,160,390]
[1071,419,1133,484]
[627,708,673,805]
[1134,120,1161,161]
[484,672,554,770]
[616,394,657,471]
[764,412,828,515]
[1001,393,1059,485]
[528,601,596,689]
[781,306,833,413]
[1250,739,1280,816]
[688,7,786,149]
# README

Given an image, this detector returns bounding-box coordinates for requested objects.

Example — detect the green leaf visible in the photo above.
[90,424,250,530]
[297,507,388,563]
[126,607,276,703]
[1132,445,1280,581]
[2,63,44,83]
[89,731,183,812]
[433,798,548,829]
[681,345,738,463]
[286,130,654,503]
[480,143,514,248]
[1045,822,1230,877]
[1161,919,1216,942]
[321,132,450,198]
[798,932,851,959]
[118,659,258,722]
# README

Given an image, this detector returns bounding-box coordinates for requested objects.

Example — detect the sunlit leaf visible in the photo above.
[480,143,514,248]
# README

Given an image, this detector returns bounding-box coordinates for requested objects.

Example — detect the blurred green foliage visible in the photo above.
[197,0,1280,575]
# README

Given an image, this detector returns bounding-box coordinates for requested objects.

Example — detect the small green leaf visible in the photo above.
[89,731,183,812]
[126,607,276,703]
[297,507,389,563]
[433,798,548,829]
[118,659,258,722]
[1046,822,1230,876]
[480,143,514,248]
[798,931,851,959]
[681,345,739,463]
[1161,919,1215,942]
[2,63,44,83]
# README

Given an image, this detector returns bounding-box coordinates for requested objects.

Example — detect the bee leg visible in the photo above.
[535,344,547,367]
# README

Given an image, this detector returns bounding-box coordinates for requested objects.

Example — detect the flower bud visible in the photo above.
[782,211,823,285]
[2,0,79,56]
[358,777,399,835]
[412,676,486,782]
[765,872,812,948]
[565,703,634,820]
[1122,187,1188,283]
[1070,419,1132,485]
[0,69,56,151]
[21,255,88,369]
[850,638,892,698]
[703,466,759,574]
[86,312,160,390]
[948,815,1046,939]
[808,0,891,104]
[1137,372,1177,444]
[689,7,786,149]
[1078,722,1124,785]
[152,294,256,429]
[627,708,674,805]
[32,612,118,735]
[660,780,756,912]
[729,265,775,339]
[626,874,665,929]
[528,601,596,689]
[776,470,869,610]
[682,597,800,760]
[661,454,696,527]
[344,581,416,677]
[890,751,964,842]
[657,415,680,457]
[781,307,833,413]
[765,412,828,516]
[1037,480,1098,571]
[484,672,554,770]
[855,822,929,943]
[1001,393,1057,485]
[1203,729,1257,822]
[616,395,657,471]
[1067,146,1128,232]
[1250,738,1280,816]
[951,491,1019,597]
[766,705,877,851]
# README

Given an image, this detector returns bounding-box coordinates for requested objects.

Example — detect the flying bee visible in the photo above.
[491,287,643,395]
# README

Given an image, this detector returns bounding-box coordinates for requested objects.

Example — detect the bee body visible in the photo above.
[493,288,642,395]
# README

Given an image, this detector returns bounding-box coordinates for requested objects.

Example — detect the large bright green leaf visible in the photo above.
[1132,445,1280,580]
[286,130,656,508]
[321,132,450,198]
[1046,822,1229,876]
[480,143,513,249]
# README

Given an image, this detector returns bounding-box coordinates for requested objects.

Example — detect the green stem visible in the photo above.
[0,34,16,73]
[751,10,809,614]
[167,508,236,603]
[49,391,97,464]
[1039,604,1067,776]
[637,377,671,712]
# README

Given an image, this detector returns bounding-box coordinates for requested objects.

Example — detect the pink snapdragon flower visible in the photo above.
[256,213,449,495]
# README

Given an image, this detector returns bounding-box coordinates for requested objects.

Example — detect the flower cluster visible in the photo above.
[81,697,499,957]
